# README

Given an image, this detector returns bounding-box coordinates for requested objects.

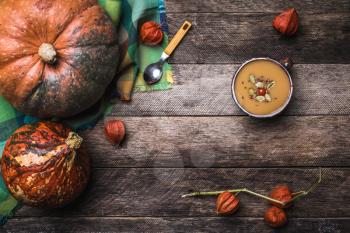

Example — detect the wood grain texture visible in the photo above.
[166,13,350,64]
[4,1,350,231]
[166,0,350,13]
[112,64,350,116]
[2,217,349,233]
[79,116,350,168]
[15,168,349,218]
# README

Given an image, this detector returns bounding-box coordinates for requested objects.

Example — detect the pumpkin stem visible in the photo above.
[65,132,83,150]
[38,43,57,64]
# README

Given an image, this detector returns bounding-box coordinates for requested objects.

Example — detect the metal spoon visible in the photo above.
[144,21,192,85]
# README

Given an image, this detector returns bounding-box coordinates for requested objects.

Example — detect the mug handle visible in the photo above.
[280,57,293,71]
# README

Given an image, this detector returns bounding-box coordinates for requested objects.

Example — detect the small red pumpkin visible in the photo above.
[0,0,119,118]
[1,122,90,208]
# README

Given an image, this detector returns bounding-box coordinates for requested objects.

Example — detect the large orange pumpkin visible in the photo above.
[0,0,119,118]
[1,122,90,208]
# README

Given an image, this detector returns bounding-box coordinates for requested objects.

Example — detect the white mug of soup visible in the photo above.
[232,57,293,118]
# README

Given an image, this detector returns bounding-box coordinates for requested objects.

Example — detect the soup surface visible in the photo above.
[234,59,291,115]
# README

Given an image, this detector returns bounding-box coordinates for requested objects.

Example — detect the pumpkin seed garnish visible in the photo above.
[246,74,276,103]
[249,75,256,84]
[255,95,265,102]
[255,82,264,88]
[265,94,272,102]
[266,81,276,89]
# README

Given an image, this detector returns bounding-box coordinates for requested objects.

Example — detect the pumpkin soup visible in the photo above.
[233,59,292,116]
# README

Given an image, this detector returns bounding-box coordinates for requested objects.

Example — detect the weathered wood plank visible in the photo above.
[2,217,349,233]
[166,13,350,64]
[79,116,350,168]
[113,64,350,116]
[15,168,349,218]
[166,0,350,13]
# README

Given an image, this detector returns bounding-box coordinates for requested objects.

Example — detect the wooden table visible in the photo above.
[2,0,350,232]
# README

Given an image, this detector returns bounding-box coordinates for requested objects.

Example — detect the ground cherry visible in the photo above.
[270,185,293,209]
[264,206,287,228]
[257,88,267,96]
[216,191,239,215]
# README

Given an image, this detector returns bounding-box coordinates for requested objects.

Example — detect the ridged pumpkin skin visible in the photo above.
[1,122,90,208]
[0,0,119,118]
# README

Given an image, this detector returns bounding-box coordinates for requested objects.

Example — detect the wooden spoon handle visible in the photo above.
[164,21,192,56]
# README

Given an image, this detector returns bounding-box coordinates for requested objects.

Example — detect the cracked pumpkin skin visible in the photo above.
[1,122,90,208]
[0,0,119,118]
